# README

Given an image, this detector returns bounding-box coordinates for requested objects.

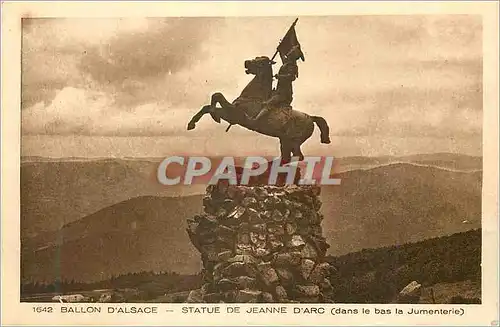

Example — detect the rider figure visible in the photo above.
[250,45,304,122]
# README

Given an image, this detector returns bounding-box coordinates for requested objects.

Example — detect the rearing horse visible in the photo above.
[187,56,331,161]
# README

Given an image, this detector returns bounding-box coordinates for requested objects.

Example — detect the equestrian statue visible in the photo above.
[187,18,331,162]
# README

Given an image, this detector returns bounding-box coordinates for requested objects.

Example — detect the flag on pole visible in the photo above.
[276,20,305,62]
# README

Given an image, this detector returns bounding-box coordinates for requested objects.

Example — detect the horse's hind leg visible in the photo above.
[187,105,211,130]
[210,92,235,123]
[280,139,293,163]
[292,143,305,161]
[211,92,233,109]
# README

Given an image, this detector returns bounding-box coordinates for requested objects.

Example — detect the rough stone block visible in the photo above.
[276,267,295,285]
[300,259,316,280]
[257,262,279,286]
[273,251,302,266]
[235,289,261,303]
[309,262,331,283]
[217,250,233,261]
[187,289,204,303]
[275,285,288,302]
[261,292,274,303]
[295,285,320,297]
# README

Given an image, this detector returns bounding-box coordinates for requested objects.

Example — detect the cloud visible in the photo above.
[78,18,221,105]
[21,86,204,136]
[21,15,483,156]
[21,18,220,109]
[79,19,208,83]
[328,86,482,138]
[21,18,153,108]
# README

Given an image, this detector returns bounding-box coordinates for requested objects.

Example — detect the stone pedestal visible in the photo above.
[186,181,334,303]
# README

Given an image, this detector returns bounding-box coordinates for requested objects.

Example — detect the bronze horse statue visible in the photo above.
[187,56,331,161]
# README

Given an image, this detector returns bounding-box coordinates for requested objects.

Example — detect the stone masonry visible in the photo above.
[186,180,335,303]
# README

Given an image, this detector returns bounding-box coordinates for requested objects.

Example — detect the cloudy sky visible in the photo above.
[21,15,482,158]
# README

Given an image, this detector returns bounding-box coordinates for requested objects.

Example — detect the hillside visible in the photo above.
[321,163,482,255]
[327,229,481,303]
[21,163,482,282]
[21,159,206,237]
[21,195,204,282]
[21,229,481,304]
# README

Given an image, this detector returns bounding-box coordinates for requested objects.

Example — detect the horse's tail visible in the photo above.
[311,115,331,144]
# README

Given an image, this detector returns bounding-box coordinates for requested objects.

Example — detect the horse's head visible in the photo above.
[244,56,276,76]
[237,56,275,102]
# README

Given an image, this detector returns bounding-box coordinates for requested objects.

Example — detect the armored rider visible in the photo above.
[250,45,304,122]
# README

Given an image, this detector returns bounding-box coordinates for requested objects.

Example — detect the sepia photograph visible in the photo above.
[19,14,484,305]
[1,1,499,326]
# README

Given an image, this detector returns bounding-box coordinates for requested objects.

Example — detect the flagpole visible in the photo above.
[270,18,299,62]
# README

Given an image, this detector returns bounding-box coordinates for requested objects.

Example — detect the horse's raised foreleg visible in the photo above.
[187,105,211,130]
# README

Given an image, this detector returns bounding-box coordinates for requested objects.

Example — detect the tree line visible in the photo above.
[22,229,481,303]
[326,229,481,303]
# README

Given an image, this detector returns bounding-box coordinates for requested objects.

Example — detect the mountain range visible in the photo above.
[21,153,482,282]
[20,153,481,237]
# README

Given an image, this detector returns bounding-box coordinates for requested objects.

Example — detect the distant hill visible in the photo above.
[21,195,204,282]
[21,163,482,282]
[21,159,206,237]
[336,153,482,172]
[394,153,482,172]
[321,163,482,256]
